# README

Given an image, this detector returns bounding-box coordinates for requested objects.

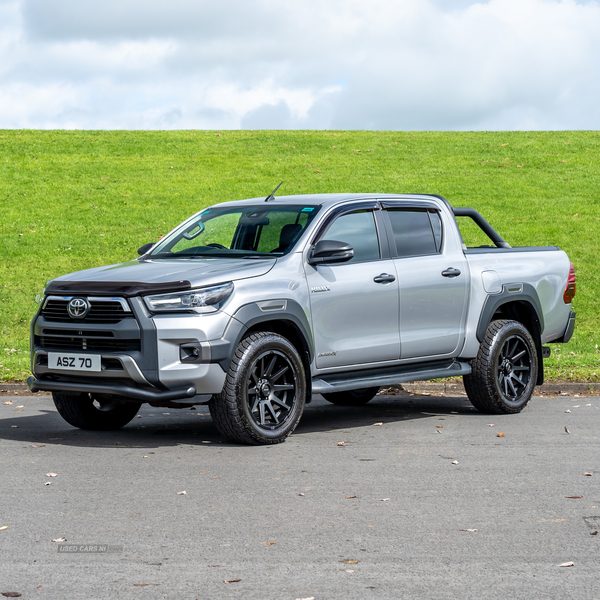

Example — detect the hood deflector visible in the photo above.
[45,280,192,297]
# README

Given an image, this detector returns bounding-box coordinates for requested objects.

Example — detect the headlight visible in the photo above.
[143,282,234,314]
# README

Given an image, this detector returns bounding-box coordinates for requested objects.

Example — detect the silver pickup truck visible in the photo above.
[28,193,576,444]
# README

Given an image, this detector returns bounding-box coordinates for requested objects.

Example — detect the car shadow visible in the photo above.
[0,393,477,449]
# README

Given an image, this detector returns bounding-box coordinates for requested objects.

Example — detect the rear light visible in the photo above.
[563,262,576,303]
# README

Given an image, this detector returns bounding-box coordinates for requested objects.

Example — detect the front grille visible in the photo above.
[35,335,140,353]
[42,299,132,324]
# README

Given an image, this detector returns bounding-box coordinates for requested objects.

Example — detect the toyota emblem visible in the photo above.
[67,297,90,319]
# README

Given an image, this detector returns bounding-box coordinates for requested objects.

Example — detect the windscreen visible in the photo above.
[149,205,320,259]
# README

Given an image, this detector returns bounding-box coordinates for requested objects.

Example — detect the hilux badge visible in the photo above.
[67,298,90,319]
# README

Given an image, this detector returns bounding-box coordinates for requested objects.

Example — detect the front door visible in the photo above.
[305,208,400,369]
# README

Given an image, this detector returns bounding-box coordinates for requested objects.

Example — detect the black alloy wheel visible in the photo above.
[464,319,538,414]
[496,334,533,403]
[209,332,306,444]
[246,349,298,430]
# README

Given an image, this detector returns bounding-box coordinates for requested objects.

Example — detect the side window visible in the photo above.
[322,210,380,263]
[387,209,440,257]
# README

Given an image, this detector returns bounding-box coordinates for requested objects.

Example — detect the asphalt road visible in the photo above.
[0,391,599,600]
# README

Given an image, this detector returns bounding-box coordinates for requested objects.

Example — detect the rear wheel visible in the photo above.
[321,387,380,406]
[464,320,537,414]
[52,392,141,430]
[209,332,306,445]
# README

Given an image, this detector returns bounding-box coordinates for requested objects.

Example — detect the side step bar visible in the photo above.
[311,360,471,394]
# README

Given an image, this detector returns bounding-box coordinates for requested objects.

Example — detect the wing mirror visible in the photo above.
[137,242,155,256]
[307,240,354,265]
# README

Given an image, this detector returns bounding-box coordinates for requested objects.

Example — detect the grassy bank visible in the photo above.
[1,130,598,381]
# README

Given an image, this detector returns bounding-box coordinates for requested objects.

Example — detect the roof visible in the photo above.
[210,193,452,210]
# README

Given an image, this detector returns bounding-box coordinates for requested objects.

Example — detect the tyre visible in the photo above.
[321,387,380,406]
[209,332,307,445]
[52,392,141,430]
[463,320,538,414]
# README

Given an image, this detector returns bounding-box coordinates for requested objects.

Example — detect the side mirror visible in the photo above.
[138,242,155,256]
[307,240,354,265]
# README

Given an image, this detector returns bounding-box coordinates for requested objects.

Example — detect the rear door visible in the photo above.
[305,204,400,369]
[382,203,468,359]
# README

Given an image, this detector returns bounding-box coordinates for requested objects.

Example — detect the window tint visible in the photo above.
[387,209,439,257]
[322,210,380,263]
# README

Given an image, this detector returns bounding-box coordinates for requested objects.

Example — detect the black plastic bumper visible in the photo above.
[551,311,576,344]
[27,376,196,403]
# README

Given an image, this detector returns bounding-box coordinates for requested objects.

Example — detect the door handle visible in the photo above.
[441,267,461,278]
[373,273,396,284]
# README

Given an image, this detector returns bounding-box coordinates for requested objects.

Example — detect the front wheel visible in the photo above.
[209,332,306,445]
[463,319,537,414]
[52,392,141,430]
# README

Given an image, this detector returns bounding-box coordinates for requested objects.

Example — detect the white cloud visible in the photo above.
[0,0,599,129]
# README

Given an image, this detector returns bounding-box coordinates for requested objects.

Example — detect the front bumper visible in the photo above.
[31,295,232,401]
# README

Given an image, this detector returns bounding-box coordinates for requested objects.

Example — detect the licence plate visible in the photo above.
[48,353,101,372]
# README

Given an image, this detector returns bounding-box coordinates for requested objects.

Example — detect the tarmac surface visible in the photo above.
[1,390,599,599]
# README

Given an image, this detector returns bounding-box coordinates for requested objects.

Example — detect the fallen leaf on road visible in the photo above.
[583,472,593,476]
[30,445,45,448]
[208,564,224,567]
[0,526,8,531]
[16,405,23,408]
[51,537,67,542]
[177,491,187,495]
[377,498,390,502]
[557,562,574,567]
[487,424,494,427]
[222,579,241,584]
[497,433,505,437]
[451,460,459,464]
[10,426,17,428]
[564,495,583,499]
[44,482,51,486]
[345,495,357,499]
[565,426,570,434]
[261,542,277,545]
[436,425,444,428]
[142,456,148,459]
[1,593,22,597]
[133,584,149,587]
[2,401,13,405]
[565,410,571,413]
[343,569,355,573]
[45,473,57,477]
[590,531,598,536]
[457,529,478,532]
[373,422,383,426]
[298,493,305,496]
[335,442,348,446]
[342,559,359,564]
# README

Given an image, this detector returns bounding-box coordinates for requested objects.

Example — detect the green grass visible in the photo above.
[1,130,599,382]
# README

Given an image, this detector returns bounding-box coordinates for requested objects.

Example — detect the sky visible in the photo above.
[0,0,599,130]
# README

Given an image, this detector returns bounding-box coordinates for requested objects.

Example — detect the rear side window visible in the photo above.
[322,210,380,263]
[386,209,442,257]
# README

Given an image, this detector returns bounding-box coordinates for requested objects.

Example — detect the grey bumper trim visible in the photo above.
[27,376,196,403]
